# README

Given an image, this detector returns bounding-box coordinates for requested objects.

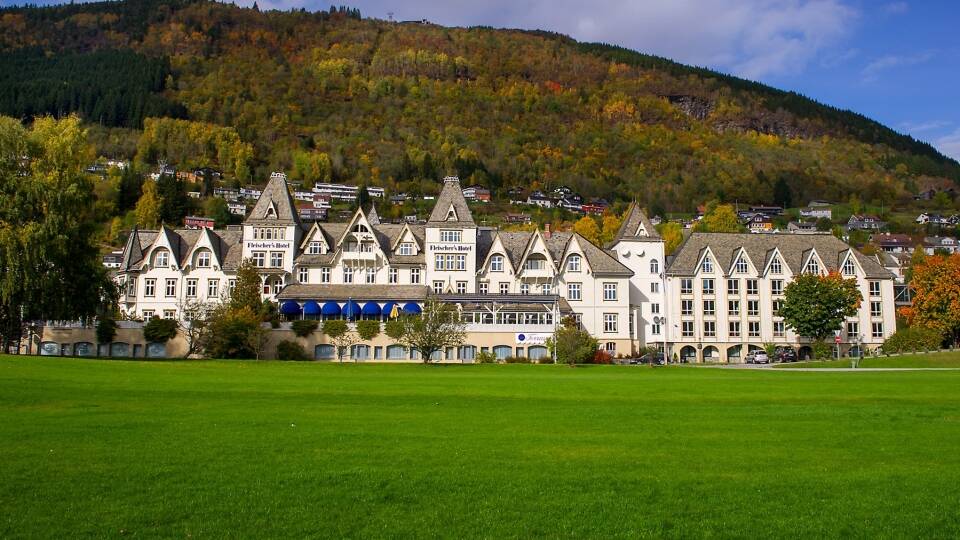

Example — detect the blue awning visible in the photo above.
[361,301,381,316]
[381,302,399,318]
[303,300,322,316]
[321,301,342,316]
[279,301,302,315]
[402,302,422,315]
[343,300,361,320]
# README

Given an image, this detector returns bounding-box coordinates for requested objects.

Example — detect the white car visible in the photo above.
[753,351,770,364]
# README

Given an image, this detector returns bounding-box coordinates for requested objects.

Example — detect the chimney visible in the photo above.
[543,223,551,239]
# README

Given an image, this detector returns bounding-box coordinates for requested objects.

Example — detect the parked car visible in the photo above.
[775,347,797,362]
[753,351,770,364]
[630,352,665,365]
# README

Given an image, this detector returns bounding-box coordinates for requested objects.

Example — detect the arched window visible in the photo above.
[734,256,747,274]
[195,249,211,268]
[490,255,504,272]
[702,254,713,273]
[153,249,169,268]
[524,254,547,271]
[567,254,581,272]
[352,224,369,233]
[649,258,659,274]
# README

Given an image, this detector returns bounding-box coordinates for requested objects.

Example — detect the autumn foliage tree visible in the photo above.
[779,273,862,356]
[900,254,960,345]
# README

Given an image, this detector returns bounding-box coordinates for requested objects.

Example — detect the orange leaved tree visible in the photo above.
[900,254,960,346]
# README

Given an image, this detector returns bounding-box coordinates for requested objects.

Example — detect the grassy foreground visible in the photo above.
[1,356,959,538]
[777,351,960,369]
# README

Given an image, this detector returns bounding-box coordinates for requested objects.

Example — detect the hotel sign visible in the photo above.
[427,244,472,252]
[245,241,292,250]
[516,332,552,345]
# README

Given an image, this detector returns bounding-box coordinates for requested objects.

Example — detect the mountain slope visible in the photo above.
[1,0,956,212]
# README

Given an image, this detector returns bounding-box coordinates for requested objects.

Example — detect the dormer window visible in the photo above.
[806,258,820,275]
[154,249,169,268]
[491,255,504,272]
[196,250,211,268]
[734,256,747,274]
[446,206,457,221]
[524,255,546,271]
[568,254,581,272]
[843,259,856,276]
[398,242,414,256]
[770,256,782,274]
[264,202,277,219]
[352,224,370,234]
[308,241,322,255]
[702,254,713,273]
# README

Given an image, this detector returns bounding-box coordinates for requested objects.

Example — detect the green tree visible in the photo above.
[696,202,742,233]
[144,317,178,343]
[230,259,263,314]
[772,176,793,209]
[135,180,162,229]
[395,299,466,363]
[157,173,189,224]
[356,319,380,341]
[204,196,232,227]
[546,318,599,366]
[322,319,357,363]
[573,216,601,245]
[779,273,862,356]
[656,222,684,255]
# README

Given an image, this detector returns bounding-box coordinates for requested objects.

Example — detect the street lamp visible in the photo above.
[654,315,667,366]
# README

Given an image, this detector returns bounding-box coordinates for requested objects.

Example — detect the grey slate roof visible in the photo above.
[480,230,632,276]
[428,177,475,226]
[610,203,660,245]
[666,232,893,279]
[245,174,300,225]
[121,227,242,272]
[276,284,429,301]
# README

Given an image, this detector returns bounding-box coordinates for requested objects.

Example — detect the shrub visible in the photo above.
[882,327,944,353]
[291,319,319,338]
[504,356,530,364]
[589,350,613,364]
[475,351,496,364]
[384,318,405,340]
[811,340,832,360]
[96,317,117,344]
[536,356,554,364]
[356,319,381,341]
[143,317,178,343]
[276,340,310,361]
[322,319,348,338]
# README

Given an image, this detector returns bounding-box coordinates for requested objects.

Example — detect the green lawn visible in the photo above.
[777,351,960,369]
[2,356,959,538]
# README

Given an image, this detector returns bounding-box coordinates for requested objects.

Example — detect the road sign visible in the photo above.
[834,335,842,344]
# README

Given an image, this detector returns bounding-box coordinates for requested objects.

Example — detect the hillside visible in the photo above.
[1,0,958,213]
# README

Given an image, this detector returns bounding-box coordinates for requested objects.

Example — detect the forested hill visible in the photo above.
[1,0,957,212]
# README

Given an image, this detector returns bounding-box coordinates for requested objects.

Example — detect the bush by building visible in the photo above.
[291,320,319,338]
[276,340,310,361]
[882,327,944,354]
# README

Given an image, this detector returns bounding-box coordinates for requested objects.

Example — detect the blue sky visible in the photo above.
[8,0,959,160]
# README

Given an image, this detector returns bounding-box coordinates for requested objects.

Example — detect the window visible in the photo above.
[872,322,884,338]
[703,321,716,337]
[389,268,398,284]
[651,303,660,315]
[728,300,740,316]
[320,267,330,283]
[651,321,661,335]
[272,279,282,296]
[524,256,546,271]
[398,242,414,256]
[728,321,741,337]
[650,259,660,274]
[681,279,693,294]
[520,283,530,295]
[603,313,618,333]
[847,321,859,338]
[702,254,713,273]
[308,241,322,255]
[727,279,739,295]
[228,279,236,294]
[650,282,660,294]
[771,280,784,296]
[567,283,582,301]
[773,321,785,337]
[603,283,618,301]
[479,282,488,295]
[806,258,820,275]
[163,310,176,320]
[196,250,211,268]
[366,268,376,284]
[126,277,137,297]
[871,301,882,317]
[681,300,693,316]
[702,278,714,294]
[770,257,782,274]
[748,321,760,337]
[141,310,155,320]
[298,267,308,283]
[567,255,581,272]
[410,268,421,284]
[165,278,177,297]
[433,281,444,294]
[703,300,715,316]
[207,279,219,298]
[343,267,353,283]
[186,279,197,298]
[435,254,445,270]
[843,259,856,276]
[490,255,504,272]
[772,299,783,313]
[869,281,881,297]
[440,230,462,243]
[252,252,265,267]
[681,321,694,337]
[154,250,169,268]
[734,256,748,274]
[747,300,760,316]
[456,281,467,294]
[499,282,509,295]
[746,279,758,295]
[454,254,466,271]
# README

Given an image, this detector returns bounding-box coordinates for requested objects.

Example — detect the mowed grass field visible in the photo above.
[2,356,960,538]
[777,351,960,369]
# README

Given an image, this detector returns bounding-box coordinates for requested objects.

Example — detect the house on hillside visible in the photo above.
[746,214,774,233]
[748,205,783,216]
[787,221,820,234]
[871,233,913,253]
[799,207,832,220]
[184,216,215,230]
[847,214,886,231]
[924,236,959,255]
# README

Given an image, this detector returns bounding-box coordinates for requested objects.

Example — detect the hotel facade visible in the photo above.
[39,174,896,361]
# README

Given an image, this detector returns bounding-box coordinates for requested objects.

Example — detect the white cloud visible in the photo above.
[935,129,960,161]
[900,120,951,133]
[861,50,935,81]
[882,2,909,14]
[243,0,858,80]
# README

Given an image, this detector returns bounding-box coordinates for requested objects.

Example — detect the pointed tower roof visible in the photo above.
[428,176,475,227]
[367,203,381,226]
[609,203,660,246]
[245,173,300,226]
[120,225,144,270]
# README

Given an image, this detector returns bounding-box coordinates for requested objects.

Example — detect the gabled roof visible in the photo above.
[428,176,475,227]
[120,225,144,270]
[609,203,660,246]
[120,227,243,273]
[245,173,300,225]
[666,233,892,279]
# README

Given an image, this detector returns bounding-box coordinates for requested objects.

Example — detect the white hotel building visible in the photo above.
[97,174,895,361]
